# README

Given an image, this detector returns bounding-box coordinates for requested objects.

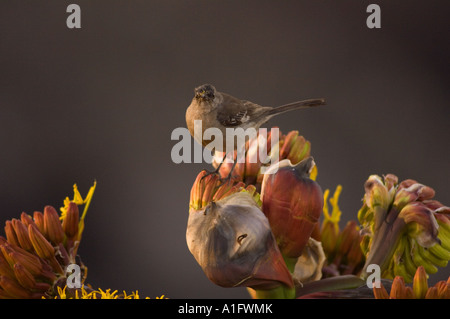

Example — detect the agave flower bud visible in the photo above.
[372,282,389,299]
[413,266,428,299]
[0,247,15,279]
[212,128,279,185]
[425,287,439,299]
[373,266,450,299]
[11,219,34,252]
[62,202,80,240]
[13,263,36,290]
[362,175,393,232]
[33,211,45,235]
[261,157,323,258]
[0,275,32,299]
[187,191,293,290]
[389,276,407,299]
[4,221,20,247]
[434,281,450,299]
[396,180,435,204]
[28,224,64,275]
[2,244,44,277]
[398,202,439,248]
[189,170,260,212]
[279,130,311,165]
[43,206,65,245]
[337,221,365,275]
[212,128,312,190]
[359,174,450,282]
[28,224,55,260]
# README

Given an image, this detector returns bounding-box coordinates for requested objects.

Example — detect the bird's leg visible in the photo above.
[200,152,228,182]
[216,144,244,186]
[217,157,238,186]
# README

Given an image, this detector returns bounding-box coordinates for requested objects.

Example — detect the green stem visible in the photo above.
[295,275,365,298]
[361,216,405,279]
[283,256,298,273]
[253,285,296,299]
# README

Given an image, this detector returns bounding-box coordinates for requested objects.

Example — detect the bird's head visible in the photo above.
[194,84,216,101]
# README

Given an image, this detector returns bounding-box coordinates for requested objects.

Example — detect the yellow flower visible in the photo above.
[319,185,365,278]
[51,285,165,299]
[320,186,342,259]
[60,181,97,241]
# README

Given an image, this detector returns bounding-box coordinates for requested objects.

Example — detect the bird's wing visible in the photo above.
[216,95,258,127]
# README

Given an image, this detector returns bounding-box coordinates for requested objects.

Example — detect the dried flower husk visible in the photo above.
[187,191,293,290]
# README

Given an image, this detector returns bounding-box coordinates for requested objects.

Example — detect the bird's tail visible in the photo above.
[264,98,326,117]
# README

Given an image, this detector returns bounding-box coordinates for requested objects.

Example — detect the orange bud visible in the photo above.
[345,238,365,275]
[62,202,80,239]
[8,250,42,277]
[0,275,31,299]
[11,219,33,252]
[201,176,221,208]
[434,281,450,299]
[34,282,51,292]
[390,276,406,299]
[280,131,310,165]
[190,171,219,210]
[337,221,361,256]
[43,206,65,244]
[0,288,12,299]
[424,286,439,299]
[413,266,428,299]
[403,286,414,299]
[373,282,389,299]
[4,221,20,247]
[20,213,36,228]
[0,252,15,278]
[28,224,54,260]
[33,211,45,235]
[244,138,263,183]
[13,263,35,290]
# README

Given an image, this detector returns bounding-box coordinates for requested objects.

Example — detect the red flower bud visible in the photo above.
[261,157,323,258]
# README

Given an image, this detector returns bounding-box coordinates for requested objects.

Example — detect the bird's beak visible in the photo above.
[195,90,206,100]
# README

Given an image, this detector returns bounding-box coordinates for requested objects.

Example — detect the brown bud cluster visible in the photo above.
[0,204,86,299]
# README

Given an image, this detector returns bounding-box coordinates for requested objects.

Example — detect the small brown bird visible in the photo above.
[186,84,325,153]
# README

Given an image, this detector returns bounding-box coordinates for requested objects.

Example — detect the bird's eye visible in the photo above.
[237,234,247,245]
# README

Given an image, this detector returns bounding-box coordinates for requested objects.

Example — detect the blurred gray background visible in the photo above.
[0,1,448,298]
